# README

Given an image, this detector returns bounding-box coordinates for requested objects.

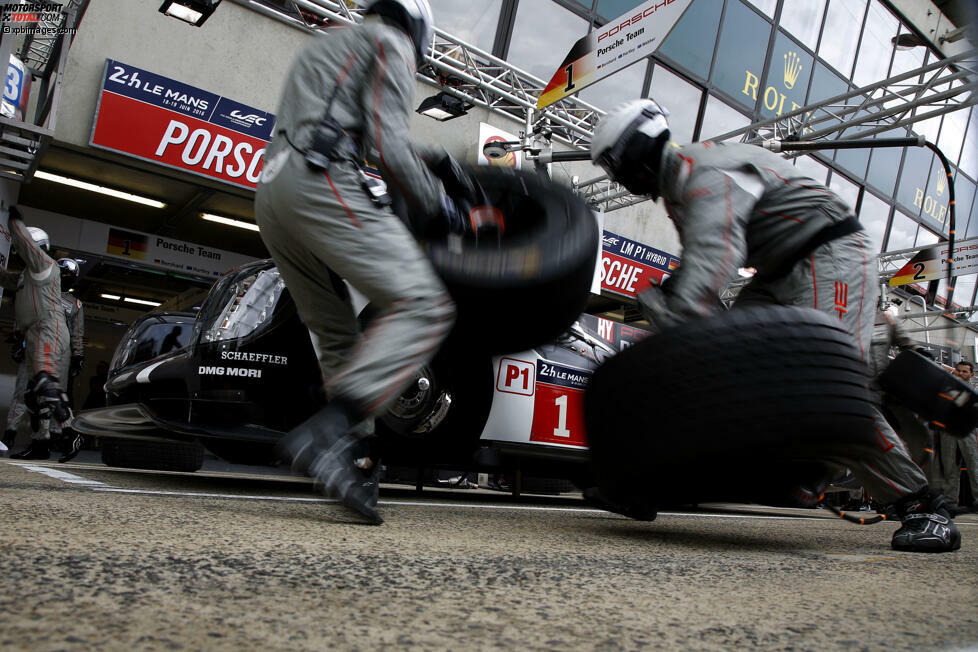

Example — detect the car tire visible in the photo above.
[584,305,879,514]
[421,166,599,356]
[101,438,205,472]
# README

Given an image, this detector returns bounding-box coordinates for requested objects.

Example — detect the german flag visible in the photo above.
[668,257,680,271]
[107,228,148,260]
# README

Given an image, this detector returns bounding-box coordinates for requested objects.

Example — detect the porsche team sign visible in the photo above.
[537,0,692,109]
[90,59,275,190]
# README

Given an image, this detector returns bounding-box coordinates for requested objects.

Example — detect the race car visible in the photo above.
[73,258,649,485]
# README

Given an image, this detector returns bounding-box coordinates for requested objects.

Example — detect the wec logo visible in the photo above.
[229,110,267,126]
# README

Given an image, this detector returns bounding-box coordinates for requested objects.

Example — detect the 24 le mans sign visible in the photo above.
[90,59,275,190]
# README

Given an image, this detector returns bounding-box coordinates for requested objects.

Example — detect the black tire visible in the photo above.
[584,306,879,514]
[101,438,205,472]
[421,166,599,355]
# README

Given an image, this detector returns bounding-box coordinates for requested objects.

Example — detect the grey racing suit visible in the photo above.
[640,140,928,506]
[4,292,82,437]
[0,217,70,440]
[255,20,455,417]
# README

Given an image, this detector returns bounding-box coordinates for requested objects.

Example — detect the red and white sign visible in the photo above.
[90,60,273,191]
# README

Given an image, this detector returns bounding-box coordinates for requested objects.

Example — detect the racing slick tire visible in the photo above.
[584,305,879,516]
[101,438,205,472]
[420,166,599,356]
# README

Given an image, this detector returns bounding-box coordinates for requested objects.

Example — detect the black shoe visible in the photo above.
[10,440,51,460]
[1,429,15,449]
[308,435,383,525]
[891,491,961,552]
[58,433,83,463]
[582,487,657,522]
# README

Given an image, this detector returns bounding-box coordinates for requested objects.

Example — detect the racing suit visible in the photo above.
[0,217,70,442]
[642,140,928,507]
[4,293,83,440]
[255,21,455,418]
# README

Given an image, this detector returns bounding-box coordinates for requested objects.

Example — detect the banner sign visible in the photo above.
[90,59,275,190]
[2,55,30,120]
[600,230,679,299]
[536,0,692,109]
[889,237,978,287]
[79,221,255,279]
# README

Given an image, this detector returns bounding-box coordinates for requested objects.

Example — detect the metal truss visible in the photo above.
[243,0,604,147]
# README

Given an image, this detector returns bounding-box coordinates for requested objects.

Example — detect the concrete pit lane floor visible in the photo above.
[1,452,976,651]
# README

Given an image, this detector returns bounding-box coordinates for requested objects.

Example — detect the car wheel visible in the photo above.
[101,438,205,472]
[421,166,599,356]
[584,305,879,515]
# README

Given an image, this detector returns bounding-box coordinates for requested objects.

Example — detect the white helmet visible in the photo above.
[591,99,670,198]
[26,226,50,252]
[364,0,433,66]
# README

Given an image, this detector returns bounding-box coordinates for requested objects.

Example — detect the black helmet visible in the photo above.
[57,257,79,291]
[363,0,433,67]
[591,99,671,199]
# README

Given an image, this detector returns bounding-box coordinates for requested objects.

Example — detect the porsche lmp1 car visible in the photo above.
[74,165,641,484]
[73,258,649,483]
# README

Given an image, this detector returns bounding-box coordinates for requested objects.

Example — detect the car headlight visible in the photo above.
[201,268,286,343]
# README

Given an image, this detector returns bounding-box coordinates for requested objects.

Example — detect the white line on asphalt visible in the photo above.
[12,463,115,487]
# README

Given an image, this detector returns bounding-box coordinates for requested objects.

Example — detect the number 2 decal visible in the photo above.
[912,262,926,280]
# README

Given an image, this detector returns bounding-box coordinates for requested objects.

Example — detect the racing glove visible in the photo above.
[429,153,477,206]
[438,194,469,234]
[69,355,84,378]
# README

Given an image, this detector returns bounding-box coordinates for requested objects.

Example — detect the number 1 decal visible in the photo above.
[564,63,576,93]
[553,394,571,438]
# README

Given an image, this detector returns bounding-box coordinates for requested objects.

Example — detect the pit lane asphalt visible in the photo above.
[1,452,976,651]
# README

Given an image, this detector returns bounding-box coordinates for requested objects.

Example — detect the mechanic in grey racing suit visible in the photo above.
[255,0,457,524]
[1,208,72,461]
[2,259,84,461]
[589,99,959,553]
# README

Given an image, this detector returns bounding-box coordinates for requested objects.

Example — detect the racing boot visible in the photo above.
[10,439,51,460]
[276,402,382,525]
[582,487,657,522]
[1,429,15,450]
[58,430,83,463]
[891,489,961,552]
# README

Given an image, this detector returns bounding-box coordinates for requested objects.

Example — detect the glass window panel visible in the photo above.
[959,108,978,179]
[818,0,866,78]
[887,209,918,252]
[429,0,502,52]
[746,0,776,18]
[779,0,825,51]
[851,0,897,88]
[834,143,870,181]
[793,155,829,184]
[700,95,750,140]
[857,190,889,252]
[649,64,701,143]
[951,273,976,310]
[969,188,978,239]
[659,0,723,81]
[920,157,953,234]
[865,129,905,196]
[596,0,648,20]
[578,59,647,111]
[915,226,939,247]
[829,171,861,212]
[889,26,926,78]
[508,1,589,81]
[955,174,977,238]
[711,0,772,107]
[896,145,934,215]
[937,101,969,167]
[758,32,813,119]
[807,62,848,105]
